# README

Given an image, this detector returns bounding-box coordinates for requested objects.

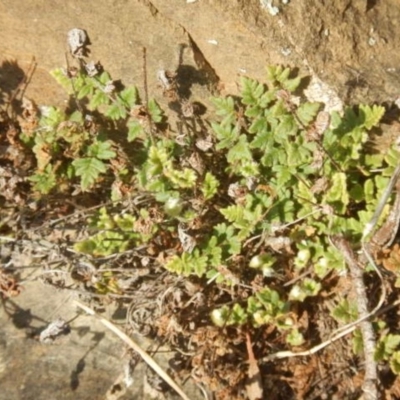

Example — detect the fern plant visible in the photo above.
[200,65,391,335]
[31,59,400,359]
[23,62,166,194]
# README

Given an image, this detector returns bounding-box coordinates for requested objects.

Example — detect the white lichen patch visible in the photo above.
[304,75,343,113]
[260,0,290,16]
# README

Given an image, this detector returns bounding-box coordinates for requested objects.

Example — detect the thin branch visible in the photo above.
[142,47,155,143]
[331,236,378,400]
[64,52,83,113]
[362,162,400,240]
[261,324,357,362]
[74,300,191,400]
[245,332,264,400]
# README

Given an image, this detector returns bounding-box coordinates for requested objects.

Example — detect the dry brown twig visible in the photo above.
[142,47,155,143]
[74,300,191,400]
[245,332,264,400]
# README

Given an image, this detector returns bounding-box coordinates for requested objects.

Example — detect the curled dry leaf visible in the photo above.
[178,224,196,253]
[187,151,205,175]
[84,60,102,77]
[0,270,22,298]
[314,111,331,136]
[311,176,329,194]
[157,69,178,101]
[195,134,213,152]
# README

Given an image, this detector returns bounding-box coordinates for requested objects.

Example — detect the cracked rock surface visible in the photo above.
[1,0,399,107]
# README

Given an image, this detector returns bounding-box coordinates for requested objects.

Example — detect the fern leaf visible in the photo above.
[276,67,291,83]
[50,68,74,94]
[119,87,139,108]
[211,96,236,120]
[282,76,301,92]
[28,165,57,194]
[98,71,112,85]
[275,115,297,138]
[250,129,272,150]
[87,141,116,160]
[296,102,321,126]
[220,204,244,224]
[89,90,110,109]
[324,172,349,211]
[227,135,252,163]
[202,172,219,200]
[105,101,127,120]
[127,119,144,142]
[248,116,268,134]
[165,167,197,189]
[212,123,240,150]
[375,334,400,361]
[77,83,92,99]
[72,157,107,191]
[241,76,266,106]
[148,98,164,123]
[359,104,385,130]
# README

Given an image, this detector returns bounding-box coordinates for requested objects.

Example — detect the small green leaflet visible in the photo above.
[98,71,112,85]
[211,96,236,125]
[28,165,57,194]
[148,98,163,123]
[203,236,222,266]
[359,104,385,130]
[227,135,252,163]
[89,90,110,109]
[40,106,65,130]
[213,123,240,150]
[68,110,84,124]
[127,120,144,142]
[331,299,358,323]
[77,83,93,99]
[390,352,400,374]
[50,68,74,94]
[214,223,241,255]
[250,129,273,150]
[87,141,116,160]
[165,251,207,277]
[266,65,301,92]
[275,115,298,138]
[324,172,349,209]
[166,167,197,189]
[72,157,107,191]
[282,76,301,92]
[119,87,138,108]
[286,329,305,346]
[289,278,321,301]
[248,116,268,135]
[105,101,127,120]
[241,76,266,106]
[296,102,320,126]
[201,172,219,200]
[375,334,400,361]
[220,204,245,226]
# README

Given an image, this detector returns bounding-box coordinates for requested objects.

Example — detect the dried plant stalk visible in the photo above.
[331,236,378,400]
[74,300,191,400]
